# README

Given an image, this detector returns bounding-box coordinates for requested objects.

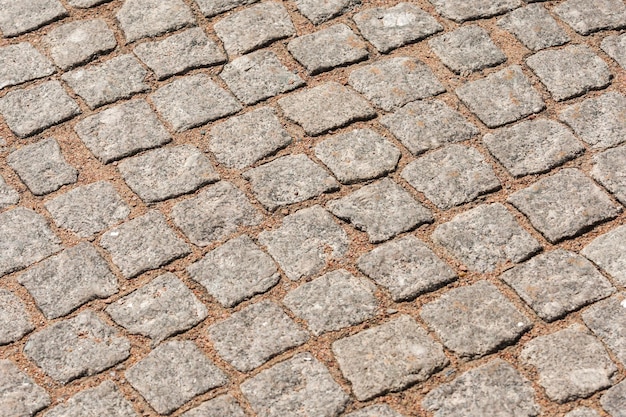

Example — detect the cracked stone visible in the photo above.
[116,0,195,43]
[601,379,626,417]
[182,395,246,417]
[345,405,406,417]
[0,42,55,90]
[0,290,34,345]
[0,360,50,417]
[498,4,570,51]
[429,0,521,22]
[0,175,18,210]
[295,0,359,24]
[44,381,137,417]
[554,0,626,35]
[582,225,626,286]
[0,0,67,37]
[602,33,626,69]
[194,0,259,17]
[583,293,626,367]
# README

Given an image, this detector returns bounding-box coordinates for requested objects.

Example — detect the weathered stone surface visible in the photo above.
[44,381,137,417]
[601,380,626,417]
[0,43,55,90]
[194,0,258,17]
[0,0,67,37]
[296,0,358,24]
[116,0,195,43]
[0,360,50,417]
[344,405,406,417]
[182,395,246,417]
[498,4,570,51]
[429,0,521,22]
[583,294,626,367]
[602,33,626,69]
[67,0,112,7]
[565,408,601,417]
[0,290,34,345]
[554,0,626,35]
[0,175,19,210]
[582,225,626,285]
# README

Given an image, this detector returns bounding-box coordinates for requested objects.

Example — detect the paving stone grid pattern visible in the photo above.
[1,0,626,416]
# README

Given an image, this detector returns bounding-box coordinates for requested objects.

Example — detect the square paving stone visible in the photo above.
[498,4,570,51]
[283,269,379,335]
[194,0,258,17]
[566,408,601,417]
[314,128,400,184]
[106,273,207,345]
[133,28,227,80]
[100,211,191,278]
[295,0,358,24]
[553,0,626,35]
[602,33,626,69]
[258,205,349,281]
[209,107,292,169]
[44,381,137,417]
[0,360,50,417]
[348,57,445,111]
[601,379,626,417]
[116,0,195,43]
[428,0,521,22]
[583,293,626,367]
[74,99,171,163]
[422,359,540,417]
[353,3,442,53]
[381,99,479,155]
[582,225,626,286]
[278,82,376,136]
[0,289,34,345]
[118,145,219,203]
[0,81,80,138]
[288,24,368,74]
[214,2,295,56]
[501,249,614,322]
[402,144,501,210]
[508,168,621,243]
[220,49,304,105]
[520,325,617,403]
[243,154,339,211]
[182,395,246,417]
[345,405,406,417]
[187,235,279,307]
[327,178,433,243]
[332,315,448,401]
[432,203,541,273]
[0,42,56,90]
[0,0,67,37]
[456,65,545,128]
[43,19,117,70]
[7,137,78,196]
[0,175,19,210]
[151,74,242,132]
[208,300,309,372]
[18,242,118,320]
[483,118,584,177]
[126,341,228,415]
[25,310,130,384]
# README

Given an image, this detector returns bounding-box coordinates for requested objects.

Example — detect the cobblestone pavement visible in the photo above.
[1,0,626,416]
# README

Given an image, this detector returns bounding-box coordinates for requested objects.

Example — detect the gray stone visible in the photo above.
[402,144,501,210]
[126,341,228,415]
[171,182,262,246]
[353,3,442,53]
[0,0,66,37]
[432,203,540,273]
[25,311,130,384]
[344,405,406,417]
[554,0,626,35]
[0,43,55,90]
[429,0,521,22]
[220,49,304,104]
[151,74,242,132]
[43,19,117,70]
[296,0,358,24]
[582,225,626,286]
[602,33,626,69]
[508,168,621,243]
[182,395,245,417]
[283,269,378,335]
[209,107,293,169]
[18,243,118,320]
[134,28,227,80]
[194,0,258,17]
[348,57,445,111]
[583,294,626,367]
[258,205,349,281]
[0,175,19,210]
[44,381,137,417]
[565,408,601,417]
[0,81,80,138]
[187,235,279,307]
[601,380,626,417]
[278,82,376,136]
[483,119,584,177]
[214,2,295,56]
[0,290,34,345]
[288,24,368,74]
[243,154,339,211]
[100,211,191,278]
[75,99,171,163]
[520,325,617,403]
[67,0,112,7]
[327,178,433,243]
[422,359,540,417]
[62,54,149,109]
[332,315,448,401]
[45,181,130,238]
[381,99,479,155]
[498,4,570,51]
[116,0,195,43]
[456,65,545,128]
[118,145,219,203]
[0,360,50,417]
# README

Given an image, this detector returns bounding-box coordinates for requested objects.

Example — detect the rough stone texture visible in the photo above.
[583,294,626,367]
[553,0,626,35]
[353,3,443,53]
[74,99,171,163]
[455,65,545,128]
[116,0,195,43]
[151,74,242,132]
[0,290,34,345]
[0,0,67,37]
[402,144,501,210]
[258,205,349,281]
[295,0,359,24]
[565,408,601,417]
[7,138,78,196]
[582,225,626,286]
[134,28,226,80]
[498,4,570,51]
[327,178,433,243]
[67,0,112,7]
[182,395,246,417]
[194,0,259,17]
[429,0,521,22]
[348,57,445,111]
[508,168,621,243]
[422,359,540,417]
[520,325,617,403]
[44,381,137,417]
[18,243,118,320]
[171,182,262,247]
[344,405,406,417]
[278,82,376,136]
[283,269,379,335]
[125,341,228,415]
[381,99,479,155]
[100,211,191,278]
[483,119,584,177]
[0,43,55,90]
[432,203,540,273]
[0,360,50,417]
[243,154,339,211]
[332,315,448,401]
[288,24,368,74]
[24,311,130,384]
[0,175,19,210]
[208,300,309,372]
[602,33,626,69]
[601,380,626,417]
[118,145,219,203]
